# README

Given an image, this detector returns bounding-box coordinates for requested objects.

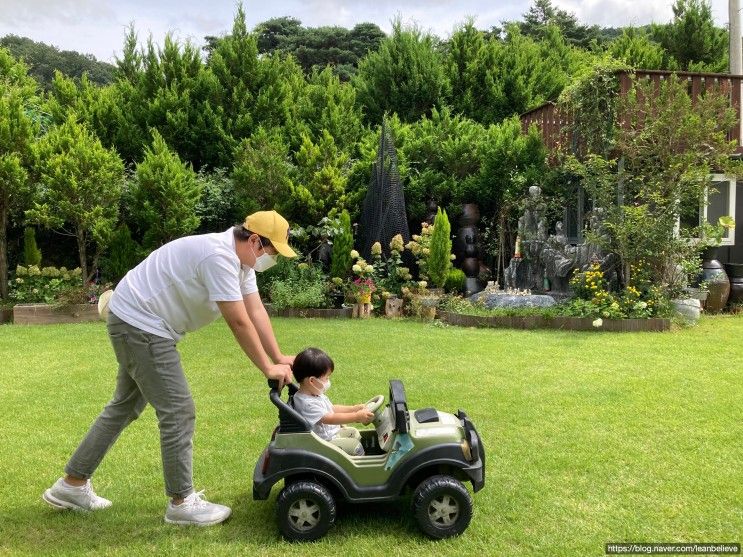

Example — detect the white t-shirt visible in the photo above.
[109,228,257,341]
[293,392,339,440]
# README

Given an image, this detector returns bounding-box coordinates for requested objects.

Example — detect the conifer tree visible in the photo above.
[354,20,450,125]
[330,210,353,279]
[428,208,452,289]
[28,115,124,282]
[23,227,41,266]
[133,130,201,248]
[0,48,38,299]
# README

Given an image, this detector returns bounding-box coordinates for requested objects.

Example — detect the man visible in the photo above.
[42,210,296,526]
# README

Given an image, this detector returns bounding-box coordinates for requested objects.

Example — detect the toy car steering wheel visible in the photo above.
[365,394,385,415]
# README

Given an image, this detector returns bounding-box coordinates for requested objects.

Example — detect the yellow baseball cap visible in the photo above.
[244,211,297,258]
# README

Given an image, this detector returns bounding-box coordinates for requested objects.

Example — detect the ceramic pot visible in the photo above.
[460,203,481,226]
[462,257,480,277]
[455,225,478,260]
[724,263,743,305]
[701,257,730,313]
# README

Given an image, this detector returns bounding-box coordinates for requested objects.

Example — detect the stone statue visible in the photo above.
[542,222,577,294]
[518,186,547,242]
[505,190,621,296]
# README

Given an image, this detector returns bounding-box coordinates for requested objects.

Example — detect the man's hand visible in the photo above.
[275,354,295,366]
[355,408,374,425]
[265,363,293,388]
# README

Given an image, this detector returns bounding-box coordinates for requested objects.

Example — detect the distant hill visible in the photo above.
[0,35,115,89]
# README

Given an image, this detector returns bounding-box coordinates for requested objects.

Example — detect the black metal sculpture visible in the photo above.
[358,120,411,260]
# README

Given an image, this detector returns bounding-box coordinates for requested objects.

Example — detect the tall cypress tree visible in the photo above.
[0,48,38,299]
[28,115,124,282]
[133,130,202,248]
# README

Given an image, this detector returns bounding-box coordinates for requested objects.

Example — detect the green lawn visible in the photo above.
[1,317,741,556]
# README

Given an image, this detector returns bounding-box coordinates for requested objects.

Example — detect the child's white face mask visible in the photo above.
[312,377,331,394]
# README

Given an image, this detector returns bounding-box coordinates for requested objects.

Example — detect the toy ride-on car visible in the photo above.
[253,379,485,541]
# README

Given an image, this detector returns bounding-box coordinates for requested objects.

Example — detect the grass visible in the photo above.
[0,316,741,556]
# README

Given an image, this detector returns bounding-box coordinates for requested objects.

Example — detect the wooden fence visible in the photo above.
[520,69,743,156]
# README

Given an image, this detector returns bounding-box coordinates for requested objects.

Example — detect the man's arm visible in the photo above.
[243,292,294,365]
[217,300,292,385]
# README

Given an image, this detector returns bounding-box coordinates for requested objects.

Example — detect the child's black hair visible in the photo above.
[292,347,334,383]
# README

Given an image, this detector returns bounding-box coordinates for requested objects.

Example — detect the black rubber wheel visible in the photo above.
[276,481,336,542]
[412,475,473,539]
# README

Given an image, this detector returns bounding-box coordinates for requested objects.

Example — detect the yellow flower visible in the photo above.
[350,250,359,259]
[390,234,404,252]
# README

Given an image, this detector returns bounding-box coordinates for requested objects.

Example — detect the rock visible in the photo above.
[671,298,701,323]
[470,292,556,309]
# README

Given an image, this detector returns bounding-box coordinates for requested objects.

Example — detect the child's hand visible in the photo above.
[353,403,365,411]
[355,408,374,424]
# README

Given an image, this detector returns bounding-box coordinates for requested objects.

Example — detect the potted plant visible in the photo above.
[350,277,376,304]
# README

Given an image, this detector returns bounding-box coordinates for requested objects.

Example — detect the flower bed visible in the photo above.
[438,310,671,332]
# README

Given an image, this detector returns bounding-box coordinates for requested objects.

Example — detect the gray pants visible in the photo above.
[65,312,195,498]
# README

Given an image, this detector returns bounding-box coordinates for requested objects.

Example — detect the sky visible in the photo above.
[0,0,734,63]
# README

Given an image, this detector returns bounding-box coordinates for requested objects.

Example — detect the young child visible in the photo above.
[292,347,374,456]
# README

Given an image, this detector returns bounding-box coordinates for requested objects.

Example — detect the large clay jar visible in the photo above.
[724,263,743,306]
[460,203,481,226]
[462,257,480,277]
[455,225,478,260]
[701,255,730,313]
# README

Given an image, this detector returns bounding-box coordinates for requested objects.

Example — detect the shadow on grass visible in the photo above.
[229,488,418,543]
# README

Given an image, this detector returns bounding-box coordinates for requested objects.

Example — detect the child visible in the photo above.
[292,348,374,456]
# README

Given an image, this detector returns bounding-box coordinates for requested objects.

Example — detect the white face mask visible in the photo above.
[250,239,278,272]
[312,377,330,394]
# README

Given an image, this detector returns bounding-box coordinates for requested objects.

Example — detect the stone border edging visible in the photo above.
[438,310,671,332]
[265,306,352,319]
[13,303,100,325]
[1,308,13,324]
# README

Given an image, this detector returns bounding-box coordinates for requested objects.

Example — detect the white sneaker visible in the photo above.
[42,477,112,511]
[164,490,231,526]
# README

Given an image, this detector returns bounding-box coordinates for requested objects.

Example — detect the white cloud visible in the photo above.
[554,0,730,27]
[0,0,117,26]
[0,0,735,63]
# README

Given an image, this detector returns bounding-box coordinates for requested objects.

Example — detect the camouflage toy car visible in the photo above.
[253,379,485,541]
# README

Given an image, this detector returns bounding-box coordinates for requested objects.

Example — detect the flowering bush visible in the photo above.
[565,262,669,318]
[52,281,113,309]
[9,265,83,305]
[370,234,414,299]
[350,250,375,278]
[570,263,607,301]
[406,223,433,281]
